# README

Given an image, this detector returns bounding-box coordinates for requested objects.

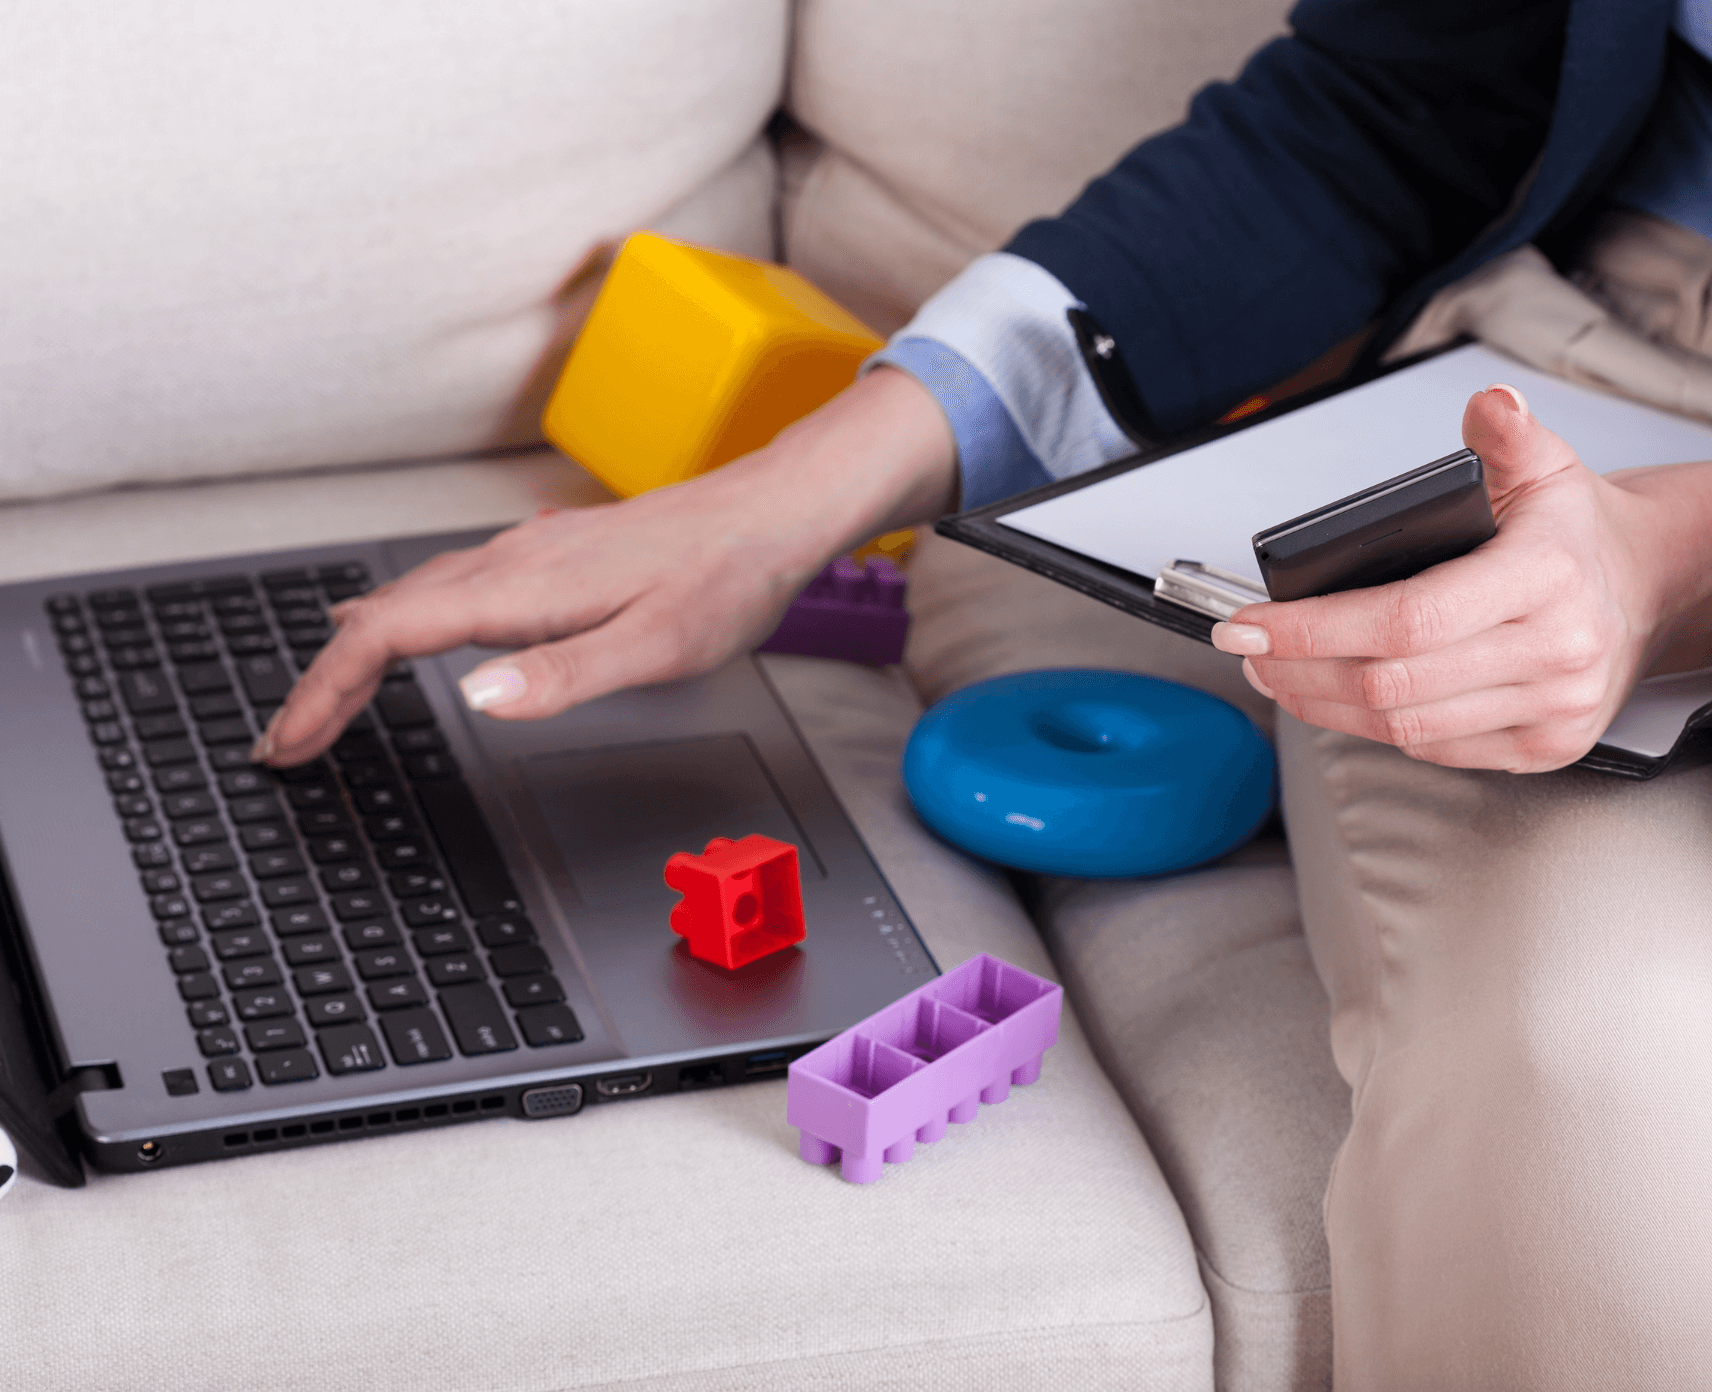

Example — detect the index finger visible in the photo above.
[1213,530,1548,661]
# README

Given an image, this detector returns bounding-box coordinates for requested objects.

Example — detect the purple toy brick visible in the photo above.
[756,556,909,666]
[786,953,1062,1183]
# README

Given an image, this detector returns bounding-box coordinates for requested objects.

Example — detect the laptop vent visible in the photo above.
[221,1092,508,1149]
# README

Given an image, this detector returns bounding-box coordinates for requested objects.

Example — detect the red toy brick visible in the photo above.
[663,835,806,969]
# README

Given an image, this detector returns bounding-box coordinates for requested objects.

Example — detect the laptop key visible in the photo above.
[321,863,374,892]
[203,901,260,931]
[307,993,364,1026]
[190,692,242,720]
[172,817,225,846]
[489,944,550,977]
[118,669,179,714]
[374,684,433,728]
[110,769,147,795]
[188,1000,229,1027]
[401,896,458,927]
[353,948,413,980]
[413,925,472,957]
[209,1059,253,1091]
[330,890,386,921]
[412,780,522,916]
[246,1019,308,1052]
[438,983,517,1055]
[144,738,196,766]
[178,662,233,695]
[199,717,253,746]
[257,1049,318,1085]
[168,944,210,974]
[178,972,220,1001]
[158,920,200,946]
[250,849,306,879]
[236,654,293,704]
[114,793,153,819]
[151,892,192,920]
[294,963,355,996]
[240,823,291,852]
[317,1023,386,1075]
[374,840,429,870]
[126,817,165,843]
[227,794,283,824]
[390,871,447,900]
[219,769,270,797]
[516,1003,584,1047]
[196,1027,242,1057]
[308,834,360,864]
[191,872,246,902]
[154,765,208,793]
[425,954,482,987]
[183,844,238,875]
[475,913,537,948]
[133,842,174,869]
[380,1008,454,1065]
[342,919,402,949]
[271,905,331,936]
[368,979,428,1012]
[259,878,315,909]
[233,988,293,1020]
[210,928,269,960]
[135,713,188,741]
[503,975,565,1008]
[210,746,255,772]
[283,934,338,966]
[224,957,282,990]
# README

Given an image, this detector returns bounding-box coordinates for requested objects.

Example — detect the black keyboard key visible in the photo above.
[390,871,446,899]
[323,581,367,603]
[154,765,207,793]
[246,1019,307,1052]
[380,1008,453,1064]
[203,901,260,931]
[293,963,354,996]
[489,944,551,977]
[100,625,152,648]
[119,669,178,714]
[257,1048,318,1085]
[178,972,220,1001]
[164,1069,196,1098]
[364,813,418,842]
[210,928,269,960]
[190,691,242,720]
[172,818,225,847]
[354,948,413,980]
[200,717,253,745]
[340,762,392,789]
[271,905,331,936]
[76,676,109,699]
[330,890,386,921]
[308,834,360,864]
[354,785,406,813]
[99,746,138,772]
[332,734,387,765]
[438,983,517,1054]
[197,1026,242,1057]
[170,640,221,664]
[135,713,188,741]
[177,662,233,695]
[168,944,210,974]
[45,593,81,615]
[227,795,283,824]
[236,653,293,704]
[141,868,181,895]
[342,919,401,949]
[250,849,305,879]
[391,726,447,755]
[261,567,312,589]
[374,684,433,729]
[306,993,364,1026]
[144,738,196,767]
[259,878,315,909]
[183,844,238,875]
[109,769,147,795]
[316,562,369,586]
[114,793,153,819]
[191,871,245,902]
[223,958,281,990]
[413,781,522,916]
[65,653,101,677]
[162,620,211,642]
[233,987,293,1020]
[159,920,200,947]
[425,954,483,987]
[240,823,291,852]
[167,797,223,832]
[133,842,174,869]
[320,863,374,891]
[368,979,428,1011]
[400,896,458,928]
[413,924,472,957]
[82,698,118,722]
[516,1003,584,1047]
[475,913,537,949]
[296,808,350,835]
[227,634,277,656]
[89,721,127,746]
[285,782,337,810]
[503,974,565,1008]
[209,1058,253,1091]
[188,1000,229,1027]
[126,817,165,844]
[220,769,271,797]
[110,646,162,670]
[210,746,255,771]
[283,934,338,966]
[151,892,192,921]
[403,753,456,781]
[374,840,430,870]
[317,1023,386,1075]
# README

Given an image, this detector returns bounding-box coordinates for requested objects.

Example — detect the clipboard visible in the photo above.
[936,341,1712,779]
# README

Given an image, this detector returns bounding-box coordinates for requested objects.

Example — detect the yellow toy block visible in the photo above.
[851,528,917,568]
[543,232,884,498]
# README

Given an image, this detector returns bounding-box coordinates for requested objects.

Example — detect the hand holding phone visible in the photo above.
[1251,449,1496,602]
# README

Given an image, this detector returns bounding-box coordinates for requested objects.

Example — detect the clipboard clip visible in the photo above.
[1153,561,1269,621]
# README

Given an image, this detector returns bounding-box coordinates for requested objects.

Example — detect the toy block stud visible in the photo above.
[543,232,883,499]
[664,834,806,970]
[786,954,1063,1184]
[756,556,910,666]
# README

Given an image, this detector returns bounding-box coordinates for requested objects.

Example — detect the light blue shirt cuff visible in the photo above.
[867,337,1051,510]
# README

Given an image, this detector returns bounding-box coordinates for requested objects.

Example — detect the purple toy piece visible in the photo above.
[786,953,1063,1183]
[757,555,909,666]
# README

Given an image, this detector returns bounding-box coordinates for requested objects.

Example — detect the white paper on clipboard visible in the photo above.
[996,343,1712,759]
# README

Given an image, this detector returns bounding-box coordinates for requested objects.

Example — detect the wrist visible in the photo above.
[1608,461,1712,673]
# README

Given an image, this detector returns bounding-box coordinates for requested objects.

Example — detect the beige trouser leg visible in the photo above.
[1278,714,1712,1390]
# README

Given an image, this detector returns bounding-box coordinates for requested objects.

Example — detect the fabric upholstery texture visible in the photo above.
[1,1,785,500]
[901,531,1347,1390]
[782,0,1286,334]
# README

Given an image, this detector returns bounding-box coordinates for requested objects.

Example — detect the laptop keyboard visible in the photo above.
[43,562,584,1096]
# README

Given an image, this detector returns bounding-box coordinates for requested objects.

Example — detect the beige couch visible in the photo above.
[0,4,1352,1388]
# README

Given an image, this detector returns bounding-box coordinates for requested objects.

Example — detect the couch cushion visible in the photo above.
[1,2,784,500]
[901,531,1348,1391]
[783,0,1289,332]
[0,465,1219,1391]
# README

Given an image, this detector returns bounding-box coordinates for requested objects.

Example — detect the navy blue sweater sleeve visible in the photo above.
[1007,0,1571,435]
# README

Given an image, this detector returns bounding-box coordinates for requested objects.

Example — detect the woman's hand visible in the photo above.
[256,367,956,767]
[1213,384,1712,772]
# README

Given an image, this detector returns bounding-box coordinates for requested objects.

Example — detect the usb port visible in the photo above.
[743,1049,791,1079]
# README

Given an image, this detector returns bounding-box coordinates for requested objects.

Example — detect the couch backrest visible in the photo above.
[1,1,786,500]
[784,0,1287,333]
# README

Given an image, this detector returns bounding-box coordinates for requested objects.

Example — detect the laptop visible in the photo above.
[0,527,938,1185]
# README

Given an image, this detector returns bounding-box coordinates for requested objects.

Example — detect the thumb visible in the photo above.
[1461,382,1583,516]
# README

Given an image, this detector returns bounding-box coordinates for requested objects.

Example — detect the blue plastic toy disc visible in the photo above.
[902,669,1275,878]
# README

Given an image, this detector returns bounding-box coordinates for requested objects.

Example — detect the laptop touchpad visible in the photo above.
[519,734,822,912]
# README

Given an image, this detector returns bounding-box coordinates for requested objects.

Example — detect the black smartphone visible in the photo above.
[1251,448,1496,602]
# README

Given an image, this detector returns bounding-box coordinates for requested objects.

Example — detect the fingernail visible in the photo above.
[1212,622,1272,656]
[1485,383,1529,418]
[460,664,527,711]
[249,710,281,763]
